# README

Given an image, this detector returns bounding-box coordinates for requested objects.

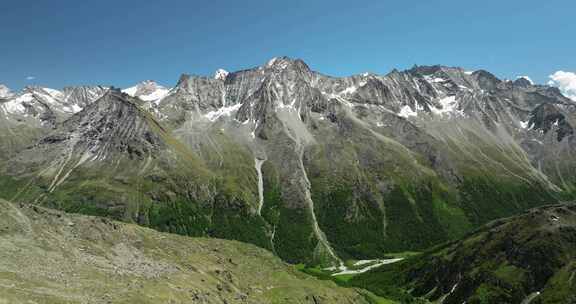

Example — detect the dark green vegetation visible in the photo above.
[350,203,576,303]
[304,116,562,262]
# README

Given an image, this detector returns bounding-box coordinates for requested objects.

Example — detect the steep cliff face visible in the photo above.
[1,57,575,265]
[0,85,108,161]
[350,203,576,304]
[3,90,273,253]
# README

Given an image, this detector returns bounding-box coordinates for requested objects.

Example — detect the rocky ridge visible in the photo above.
[1,57,575,266]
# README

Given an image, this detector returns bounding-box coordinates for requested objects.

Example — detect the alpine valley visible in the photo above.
[2,57,576,303]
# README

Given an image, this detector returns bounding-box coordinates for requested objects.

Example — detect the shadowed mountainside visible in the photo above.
[350,203,576,303]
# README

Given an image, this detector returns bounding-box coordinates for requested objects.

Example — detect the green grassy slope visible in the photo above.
[0,198,374,304]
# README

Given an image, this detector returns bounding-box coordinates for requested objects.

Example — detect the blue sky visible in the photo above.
[1,0,575,91]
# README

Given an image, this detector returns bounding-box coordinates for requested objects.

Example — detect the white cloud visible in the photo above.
[26,76,36,81]
[549,71,576,101]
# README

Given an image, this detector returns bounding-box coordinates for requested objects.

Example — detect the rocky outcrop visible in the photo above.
[1,57,576,265]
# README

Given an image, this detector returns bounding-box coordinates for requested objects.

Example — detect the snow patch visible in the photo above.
[431,96,461,116]
[398,105,418,118]
[340,86,358,95]
[2,93,33,114]
[123,81,171,104]
[63,104,83,113]
[339,81,366,95]
[266,57,290,69]
[36,88,63,105]
[204,103,242,122]
[519,120,532,129]
[43,88,64,98]
[214,69,229,80]
[424,75,446,83]
[267,57,278,67]
[139,87,170,103]
[122,86,138,96]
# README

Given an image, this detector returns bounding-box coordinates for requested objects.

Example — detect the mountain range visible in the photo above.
[1,56,575,268]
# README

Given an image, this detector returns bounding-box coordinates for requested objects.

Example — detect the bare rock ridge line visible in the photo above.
[1,56,576,266]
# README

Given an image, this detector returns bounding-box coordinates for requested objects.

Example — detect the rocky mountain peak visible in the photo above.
[471,69,502,91]
[470,69,499,81]
[263,56,311,74]
[408,65,466,78]
[122,80,170,103]
[60,85,109,105]
[265,56,291,68]
[175,74,214,89]
[123,80,162,96]
[50,89,165,161]
[514,76,534,87]
[5,58,576,272]
[408,65,445,76]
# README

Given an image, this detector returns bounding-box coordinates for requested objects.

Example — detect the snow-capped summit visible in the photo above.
[24,86,64,101]
[0,84,107,125]
[123,80,171,104]
[0,84,13,99]
[214,69,229,81]
[18,86,85,114]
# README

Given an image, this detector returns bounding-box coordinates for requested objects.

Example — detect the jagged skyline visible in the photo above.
[1,1,574,91]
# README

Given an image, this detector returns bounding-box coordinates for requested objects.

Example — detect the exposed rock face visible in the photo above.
[350,203,576,304]
[9,90,166,180]
[0,85,108,161]
[1,57,576,265]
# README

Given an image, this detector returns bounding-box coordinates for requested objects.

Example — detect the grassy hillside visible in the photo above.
[0,198,374,304]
